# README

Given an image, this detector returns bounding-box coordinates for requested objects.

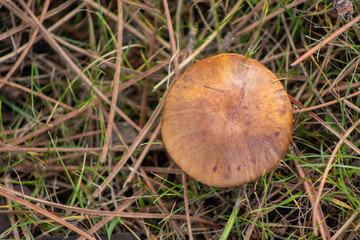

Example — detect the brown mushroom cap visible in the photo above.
[161,53,293,187]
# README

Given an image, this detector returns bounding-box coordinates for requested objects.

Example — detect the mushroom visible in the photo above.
[161,53,293,187]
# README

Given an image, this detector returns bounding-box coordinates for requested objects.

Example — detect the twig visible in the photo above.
[153,0,243,91]
[92,96,165,198]
[123,122,161,187]
[313,117,360,237]
[289,95,360,155]
[291,14,360,66]
[3,57,168,146]
[163,0,179,79]
[13,0,140,131]
[293,90,360,113]
[139,168,185,238]
[0,0,49,89]
[292,149,331,239]
[235,0,307,38]
[0,185,94,240]
[0,185,217,226]
[100,0,124,163]
[330,210,359,240]
[121,0,160,13]
[77,191,140,240]
[182,173,194,240]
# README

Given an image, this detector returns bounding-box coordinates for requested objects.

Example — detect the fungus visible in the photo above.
[161,53,293,187]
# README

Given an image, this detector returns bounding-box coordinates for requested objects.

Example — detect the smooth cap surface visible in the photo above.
[161,53,293,187]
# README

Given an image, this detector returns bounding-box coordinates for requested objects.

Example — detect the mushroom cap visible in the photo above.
[161,53,293,187]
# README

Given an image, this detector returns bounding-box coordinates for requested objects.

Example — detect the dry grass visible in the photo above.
[0,0,360,239]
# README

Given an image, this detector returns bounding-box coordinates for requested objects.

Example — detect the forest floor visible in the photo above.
[1,0,360,239]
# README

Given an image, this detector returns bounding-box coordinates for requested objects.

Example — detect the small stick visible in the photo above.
[182,173,194,240]
[0,186,94,240]
[291,14,360,66]
[289,95,360,155]
[330,210,359,240]
[121,0,160,13]
[293,90,360,113]
[313,117,360,237]
[153,0,242,91]
[123,122,162,187]
[292,149,330,239]
[163,0,179,80]
[100,0,124,163]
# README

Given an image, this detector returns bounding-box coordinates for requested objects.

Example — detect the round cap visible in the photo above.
[161,53,293,187]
